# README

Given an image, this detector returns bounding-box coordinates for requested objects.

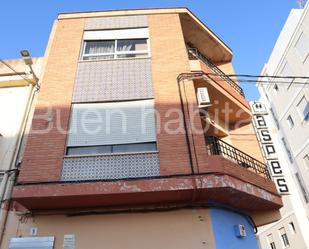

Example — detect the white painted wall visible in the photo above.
[0,86,32,170]
[0,57,42,200]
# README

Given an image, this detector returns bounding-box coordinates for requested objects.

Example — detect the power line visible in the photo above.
[205,73,309,86]
[238,79,307,85]
[0,59,33,85]
[226,74,309,80]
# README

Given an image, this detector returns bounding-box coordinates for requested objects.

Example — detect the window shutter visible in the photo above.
[67,100,156,147]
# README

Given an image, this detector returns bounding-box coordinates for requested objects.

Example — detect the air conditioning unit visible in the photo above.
[197,87,211,107]
[234,224,246,238]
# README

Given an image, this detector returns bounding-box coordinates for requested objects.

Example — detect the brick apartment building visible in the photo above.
[1,8,282,249]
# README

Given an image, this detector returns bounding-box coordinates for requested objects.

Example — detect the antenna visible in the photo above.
[297,0,306,8]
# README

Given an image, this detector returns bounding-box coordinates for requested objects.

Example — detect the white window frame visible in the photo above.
[81,38,150,61]
[267,234,276,249]
[279,227,290,248]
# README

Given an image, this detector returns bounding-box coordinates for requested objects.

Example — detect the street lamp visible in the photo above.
[20,50,38,83]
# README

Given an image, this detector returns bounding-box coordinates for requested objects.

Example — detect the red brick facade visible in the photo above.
[14,9,281,216]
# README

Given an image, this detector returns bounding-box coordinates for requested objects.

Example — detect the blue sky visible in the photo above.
[0,0,298,100]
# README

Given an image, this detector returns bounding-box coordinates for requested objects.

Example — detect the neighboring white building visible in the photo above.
[257,2,309,249]
[0,57,42,231]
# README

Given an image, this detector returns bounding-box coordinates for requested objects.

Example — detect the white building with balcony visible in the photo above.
[257,2,309,249]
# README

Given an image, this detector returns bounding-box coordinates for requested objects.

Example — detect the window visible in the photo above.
[286,115,294,129]
[279,227,290,248]
[304,154,309,170]
[267,234,276,249]
[9,237,55,249]
[82,39,149,60]
[66,100,157,156]
[67,142,157,155]
[296,96,309,121]
[295,32,309,63]
[288,222,296,235]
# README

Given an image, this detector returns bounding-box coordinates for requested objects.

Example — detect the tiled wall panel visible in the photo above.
[85,15,147,30]
[61,152,160,181]
[72,59,153,102]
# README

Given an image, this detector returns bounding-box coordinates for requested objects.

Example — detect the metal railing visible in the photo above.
[187,48,245,97]
[206,136,271,180]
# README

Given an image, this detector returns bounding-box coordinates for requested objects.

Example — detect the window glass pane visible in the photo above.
[279,227,290,247]
[113,142,156,153]
[83,55,114,61]
[117,53,148,58]
[67,145,112,155]
[117,39,147,52]
[84,40,115,55]
[67,143,157,155]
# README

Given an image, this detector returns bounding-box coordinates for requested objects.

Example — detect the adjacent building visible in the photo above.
[256,2,309,249]
[0,57,42,244]
[1,8,282,249]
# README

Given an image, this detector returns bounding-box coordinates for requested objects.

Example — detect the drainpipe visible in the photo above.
[177,72,208,174]
[0,79,39,245]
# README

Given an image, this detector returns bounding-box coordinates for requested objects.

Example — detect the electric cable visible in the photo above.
[216,73,309,80]
[0,59,33,84]
[205,72,309,85]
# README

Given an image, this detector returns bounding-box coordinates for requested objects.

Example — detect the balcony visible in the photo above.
[187,48,252,125]
[188,48,244,97]
[206,136,271,180]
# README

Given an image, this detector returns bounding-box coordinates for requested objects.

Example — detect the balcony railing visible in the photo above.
[188,48,245,97]
[206,136,271,180]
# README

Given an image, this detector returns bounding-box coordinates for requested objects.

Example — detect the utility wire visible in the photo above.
[205,72,309,80]
[238,79,307,85]
[217,73,309,80]
[0,59,33,85]
[205,73,309,85]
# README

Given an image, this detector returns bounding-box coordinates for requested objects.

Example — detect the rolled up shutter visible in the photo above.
[67,99,156,147]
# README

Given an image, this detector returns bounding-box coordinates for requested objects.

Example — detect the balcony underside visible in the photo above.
[13,156,281,212]
[194,76,251,124]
